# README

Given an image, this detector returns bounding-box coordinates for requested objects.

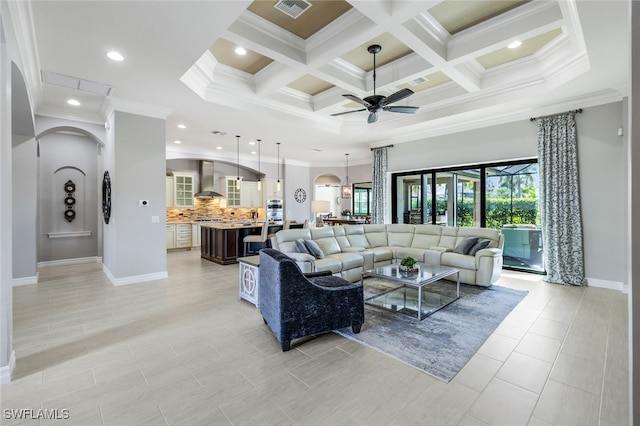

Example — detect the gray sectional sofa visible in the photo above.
[270,224,504,287]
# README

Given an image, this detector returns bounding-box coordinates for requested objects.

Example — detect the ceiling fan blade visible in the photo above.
[331,108,367,117]
[380,88,414,106]
[342,94,371,107]
[383,105,419,114]
[367,112,378,124]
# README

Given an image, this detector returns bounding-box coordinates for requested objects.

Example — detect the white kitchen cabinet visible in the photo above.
[262,178,283,201]
[240,181,261,207]
[175,223,192,248]
[166,177,174,208]
[173,172,195,208]
[191,224,201,247]
[166,224,176,249]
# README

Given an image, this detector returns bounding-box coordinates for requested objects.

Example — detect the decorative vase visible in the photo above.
[399,264,418,273]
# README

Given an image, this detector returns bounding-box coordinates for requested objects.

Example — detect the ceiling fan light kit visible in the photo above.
[331,44,419,124]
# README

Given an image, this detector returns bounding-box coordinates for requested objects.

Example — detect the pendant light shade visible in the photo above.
[276,142,281,192]
[236,135,241,189]
[257,139,262,191]
[342,153,352,198]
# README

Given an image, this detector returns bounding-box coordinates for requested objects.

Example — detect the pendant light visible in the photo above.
[257,139,262,191]
[342,153,352,198]
[276,142,281,192]
[236,135,241,189]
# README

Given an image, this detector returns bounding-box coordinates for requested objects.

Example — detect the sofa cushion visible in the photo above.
[386,224,415,247]
[329,252,364,270]
[411,224,443,249]
[368,247,393,262]
[453,237,479,255]
[439,227,459,250]
[468,239,491,256]
[304,240,324,259]
[295,238,310,254]
[441,252,477,270]
[313,257,342,274]
[344,225,370,248]
[315,237,342,255]
[365,224,388,247]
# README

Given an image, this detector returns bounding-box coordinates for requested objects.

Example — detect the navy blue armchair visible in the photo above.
[259,248,364,351]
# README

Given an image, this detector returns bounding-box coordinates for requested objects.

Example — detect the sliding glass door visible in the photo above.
[391,159,542,273]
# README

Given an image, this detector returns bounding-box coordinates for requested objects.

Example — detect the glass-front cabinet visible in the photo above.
[172,172,195,208]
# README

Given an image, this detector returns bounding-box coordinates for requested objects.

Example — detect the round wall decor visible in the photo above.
[64,179,76,222]
[294,188,306,203]
[102,171,111,224]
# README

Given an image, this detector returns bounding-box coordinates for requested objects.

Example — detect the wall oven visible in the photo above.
[266,199,283,222]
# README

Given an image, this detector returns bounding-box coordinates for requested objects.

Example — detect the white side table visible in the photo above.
[238,256,260,307]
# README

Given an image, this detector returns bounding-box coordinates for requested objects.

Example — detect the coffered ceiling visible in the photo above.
[17,0,629,167]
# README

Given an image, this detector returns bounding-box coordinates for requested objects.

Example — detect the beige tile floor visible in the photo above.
[1,250,629,426]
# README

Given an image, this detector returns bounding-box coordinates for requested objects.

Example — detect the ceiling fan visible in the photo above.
[331,44,419,124]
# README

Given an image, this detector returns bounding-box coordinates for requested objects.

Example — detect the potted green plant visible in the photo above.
[399,256,418,272]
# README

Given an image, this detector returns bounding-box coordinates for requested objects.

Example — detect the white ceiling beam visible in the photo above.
[447,1,564,62]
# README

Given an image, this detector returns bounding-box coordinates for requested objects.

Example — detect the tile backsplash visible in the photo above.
[166,198,264,223]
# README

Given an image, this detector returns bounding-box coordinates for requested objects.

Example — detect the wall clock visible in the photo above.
[294,188,306,203]
[102,171,111,224]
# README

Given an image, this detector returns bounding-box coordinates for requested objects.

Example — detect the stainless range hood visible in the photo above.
[194,161,224,198]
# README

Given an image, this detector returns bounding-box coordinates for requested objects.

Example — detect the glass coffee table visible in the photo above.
[362,263,460,320]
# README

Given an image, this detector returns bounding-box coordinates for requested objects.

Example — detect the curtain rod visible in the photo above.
[530,108,582,122]
[370,144,394,151]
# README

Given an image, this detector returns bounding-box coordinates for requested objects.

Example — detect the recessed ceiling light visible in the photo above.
[174,140,182,144]
[234,46,247,56]
[249,141,255,145]
[67,99,81,106]
[107,51,124,61]
[216,146,223,150]
[251,151,257,154]
[177,124,186,129]
[507,40,522,49]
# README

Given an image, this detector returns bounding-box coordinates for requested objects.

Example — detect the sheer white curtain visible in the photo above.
[371,147,388,224]
[537,112,586,286]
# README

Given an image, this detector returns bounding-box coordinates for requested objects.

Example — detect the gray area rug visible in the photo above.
[335,279,527,382]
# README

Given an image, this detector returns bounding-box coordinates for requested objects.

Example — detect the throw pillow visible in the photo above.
[295,238,310,254]
[468,239,491,256]
[453,237,479,255]
[304,239,325,259]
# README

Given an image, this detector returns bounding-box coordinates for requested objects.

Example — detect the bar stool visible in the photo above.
[243,222,269,255]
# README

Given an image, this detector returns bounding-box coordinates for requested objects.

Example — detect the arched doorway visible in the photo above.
[35,126,105,265]
[313,174,341,222]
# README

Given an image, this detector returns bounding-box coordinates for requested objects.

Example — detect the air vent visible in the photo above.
[408,77,428,87]
[42,70,113,96]
[273,0,312,19]
[211,130,227,135]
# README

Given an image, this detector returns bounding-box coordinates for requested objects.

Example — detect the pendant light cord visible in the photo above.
[236,135,240,187]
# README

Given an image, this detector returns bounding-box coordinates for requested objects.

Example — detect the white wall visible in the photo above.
[0,9,15,383]
[102,111,167,284]
[283,162,311,222]
[11,137,36,281]
[386,102,627,286]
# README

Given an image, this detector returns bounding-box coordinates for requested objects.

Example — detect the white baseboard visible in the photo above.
[38,256,101,268]
[12,274,38,286]
[102,264,168,286]
[587,277,626,292]
[0,351,16,384]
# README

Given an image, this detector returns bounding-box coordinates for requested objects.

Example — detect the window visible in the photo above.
[353,187,371,216]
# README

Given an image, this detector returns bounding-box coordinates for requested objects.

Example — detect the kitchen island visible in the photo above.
[200,222,300,265]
